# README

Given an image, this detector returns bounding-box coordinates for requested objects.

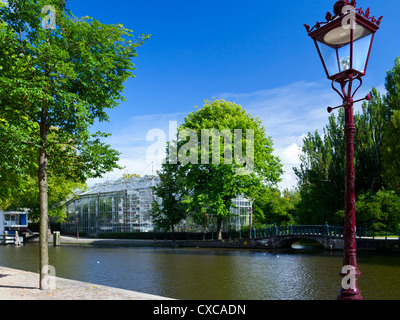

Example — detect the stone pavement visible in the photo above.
[0,266,172,300]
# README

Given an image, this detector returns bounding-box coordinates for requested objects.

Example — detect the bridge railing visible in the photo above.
[253,225,400,240]
[253,225,345,239]
[357,228,400,240]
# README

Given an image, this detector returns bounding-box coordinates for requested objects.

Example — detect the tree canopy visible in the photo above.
[150,145,187,237]
[382,57,400,194]
[294,57,400,230]
[152,99,282,240]
[0,0,149,289]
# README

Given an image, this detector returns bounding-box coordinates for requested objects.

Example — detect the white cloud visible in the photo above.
[273,142,302,191]
[277,142,301,167]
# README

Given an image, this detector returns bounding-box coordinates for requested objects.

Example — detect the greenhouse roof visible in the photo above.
[79,175,160,196]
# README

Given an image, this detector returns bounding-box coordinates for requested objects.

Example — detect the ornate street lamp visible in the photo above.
[304,0,382,300]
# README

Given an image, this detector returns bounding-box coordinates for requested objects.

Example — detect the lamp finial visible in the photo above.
[334,0,350,16]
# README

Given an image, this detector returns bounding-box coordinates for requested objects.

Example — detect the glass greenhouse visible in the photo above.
[61,175,252,237]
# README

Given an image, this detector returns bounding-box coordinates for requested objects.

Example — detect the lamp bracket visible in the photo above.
[327,93,371,113]
[330,74,362,99]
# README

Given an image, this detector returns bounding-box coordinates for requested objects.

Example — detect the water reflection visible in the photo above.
[0,244,399,300]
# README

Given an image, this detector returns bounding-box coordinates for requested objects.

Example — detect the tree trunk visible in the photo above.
[171,225,176,242]
[216,217,223,241]
[38,129,49,290]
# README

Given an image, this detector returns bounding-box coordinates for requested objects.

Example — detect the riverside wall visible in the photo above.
[35,235,400,252]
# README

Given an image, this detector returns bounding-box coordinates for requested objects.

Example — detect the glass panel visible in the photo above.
[317,41,351,77]
[352,33,372,74]
[317,42,338,77]
[337,45,351,72]
[61,178,252,235]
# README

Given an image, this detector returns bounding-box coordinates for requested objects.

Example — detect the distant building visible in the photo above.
[0,211,29,243]
[61,175,251,237]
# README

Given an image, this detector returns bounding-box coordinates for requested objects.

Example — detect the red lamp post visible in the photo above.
[304,0,382,300]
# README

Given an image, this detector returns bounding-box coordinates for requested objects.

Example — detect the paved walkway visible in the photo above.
[0,266,172,300]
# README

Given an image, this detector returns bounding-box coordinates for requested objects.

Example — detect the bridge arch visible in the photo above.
[254,225,346,250]
[274,236,326,249]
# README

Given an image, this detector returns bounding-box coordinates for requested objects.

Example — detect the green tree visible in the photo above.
[382,57,400,194]
[0,0,149,289]
[294,112,346,224]
[150,145,187,239]
[0,174,86,223]
[354,87,388,193]
[253,187,298,226]
[176,99,282,240]
[0,116,37,209]
[295,89,389,225]
[336,190,400,231]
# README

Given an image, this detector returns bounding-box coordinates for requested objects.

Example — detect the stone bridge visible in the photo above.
[257,233,345,250]
[250,225,400,251]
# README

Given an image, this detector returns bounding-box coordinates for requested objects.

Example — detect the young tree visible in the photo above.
[382,57,400,194]
[355,87,389,193]
[253,187,298,226]
[150,145,187,239]
[294,111,346,224]
[0,0,149,289]
[294,88,389,225]
[176,99,282,240]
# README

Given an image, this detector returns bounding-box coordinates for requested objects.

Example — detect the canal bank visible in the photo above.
[58,235,255,249]
[25,234,259,249]
[55,235,400,253]
[0,266,172,300]
[23,234,400,253]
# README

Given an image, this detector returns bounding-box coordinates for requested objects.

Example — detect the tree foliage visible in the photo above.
[150,145,187,236]
[0,0,149,182]
[294,111,346,224]
[0,174,86,222]
[170,99,283,239]
[336,190,400,231]
[253,187,298,226]
[381,57,400,194]
[0,0,149,288]
[295,88,390,225]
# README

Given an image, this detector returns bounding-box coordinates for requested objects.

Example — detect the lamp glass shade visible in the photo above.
[323,24,371,47]
[313,15,375,80]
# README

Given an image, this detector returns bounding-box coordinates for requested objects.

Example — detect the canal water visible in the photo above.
[0,244,399,300]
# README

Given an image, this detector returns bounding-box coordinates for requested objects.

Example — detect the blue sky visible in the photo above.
[66,0,400,190]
